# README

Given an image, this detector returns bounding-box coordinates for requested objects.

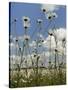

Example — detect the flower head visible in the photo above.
[46,12,58,20]
[48,29,53,36]
[23,35,30,40]
[22,16,30,29]
[37,19,42,24]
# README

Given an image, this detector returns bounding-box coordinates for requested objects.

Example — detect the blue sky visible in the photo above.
[10,2,66,38]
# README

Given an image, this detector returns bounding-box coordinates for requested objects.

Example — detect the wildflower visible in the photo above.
[34,54,37,57]
[37,19,42,24]
[23,35,30,40]
[14,18,17,22]
[46,12,57,20]
[16,39,18,42]
[41,40,44,42]
[22,16,30,29]
[41,5,46,13]
[48,32,53,36]
[19,47,22,51]
[48,30,53,36]
[55,48,58,52]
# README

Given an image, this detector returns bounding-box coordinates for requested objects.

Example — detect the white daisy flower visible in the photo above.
[23,35,30,40]
[22,16,30,29]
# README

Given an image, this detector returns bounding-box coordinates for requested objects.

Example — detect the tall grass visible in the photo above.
[9,66,66,88]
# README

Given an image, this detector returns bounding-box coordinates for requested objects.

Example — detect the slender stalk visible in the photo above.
[49,35,52,69]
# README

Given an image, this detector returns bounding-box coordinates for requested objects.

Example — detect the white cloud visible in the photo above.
[53,28,66,41]
[13,37,16,42]
[9,42,15,48]
[29,28,66,55]
[43,35,56,49]
[29,40,36,47]
[42,28,66,53]
[37,33,44,40]
[18,36,23,41]
[10,42,19,49]
[29,34,44,48]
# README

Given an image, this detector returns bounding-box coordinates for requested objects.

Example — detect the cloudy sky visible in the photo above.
[9,2,66,68]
